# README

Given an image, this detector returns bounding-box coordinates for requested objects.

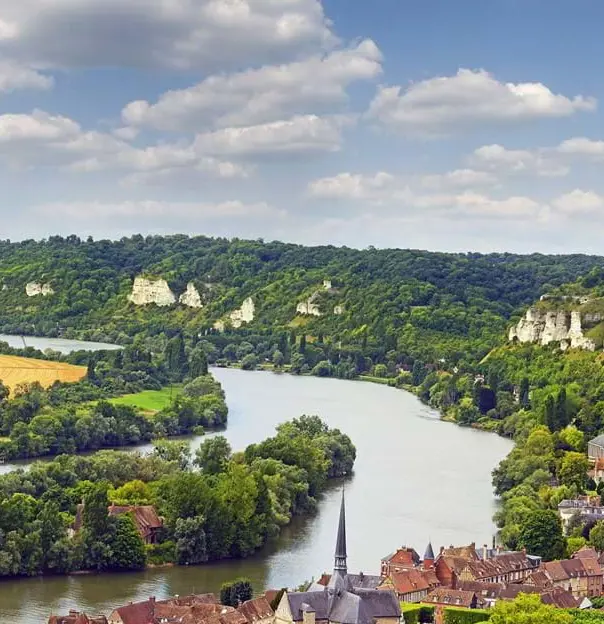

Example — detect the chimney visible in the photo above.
[483,545,488,561]
[302,605,316,624]
[440,546,444,556]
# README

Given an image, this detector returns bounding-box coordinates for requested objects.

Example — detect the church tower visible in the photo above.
[328,489,351,595]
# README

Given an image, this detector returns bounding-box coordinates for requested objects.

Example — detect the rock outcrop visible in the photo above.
[128,277,176,307]
[179,282,203,309]
[215,297,255,330]
[509,308,597,351]
[297,299,322,317]
[334,305,344,315]
[26,282,54,297]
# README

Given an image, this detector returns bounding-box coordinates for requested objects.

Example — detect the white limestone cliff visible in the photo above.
[297,299,322,317]
[215,297,255,330]
[179,282,203,309]
[334,305,344,315]
[128,277,176,307]
[509,308,597,351]
[26,282,54,297]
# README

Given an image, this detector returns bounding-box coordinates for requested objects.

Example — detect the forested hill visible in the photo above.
[0,235,601,363]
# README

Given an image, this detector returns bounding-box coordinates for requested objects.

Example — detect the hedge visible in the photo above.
[401,604,435,623]
[442,607,490,624]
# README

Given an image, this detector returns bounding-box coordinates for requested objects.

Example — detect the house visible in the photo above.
[457,581,578,610]
[380,547,420,576]
[238,598,275,624]
[108,505,163,545]
[74,504,163,545]
[558,496,604,529]
[425,588,477,609]
[108,593,226,624]
[588,435,604,461]
[378,569,434,603]
[48,613,107,624]
[541,557,603,599]
[276,492,400,624]
[456,551,540,584]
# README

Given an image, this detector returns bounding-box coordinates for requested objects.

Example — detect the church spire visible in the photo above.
[334,488,348,573]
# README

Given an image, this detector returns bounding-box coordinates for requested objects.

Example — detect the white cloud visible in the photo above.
[193,114,346,157]
[0,59,52,92]
[557,137,604,159]
[470,144,569,177]
[122,39,382,131]
[0,0,335,70]
[34,199,282,220]
[0,110,247,179]
[420,168,498,189]
[308,169,544,220]
[367,69,596,134]
[308,171,397,199]
[552,189,604,214]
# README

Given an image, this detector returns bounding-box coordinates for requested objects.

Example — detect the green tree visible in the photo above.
[174,515,208,565]
[520,377,530,409]
[518,510,566,561]
[221,578,253,606]
[272,350,285,368]
[189,348,209,378]
[555,387,568,430]
[195,436,232,474]
[109,514,146,570]
[298,334,306,355]
[153,439,191,470]
[559,452,589,491]
[589,521,604,552]
[488,593,572,624]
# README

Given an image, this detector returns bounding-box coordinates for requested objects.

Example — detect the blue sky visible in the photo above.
[1,0,603,253]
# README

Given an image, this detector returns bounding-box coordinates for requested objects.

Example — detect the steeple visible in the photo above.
[423,541,435,569]
[334,488,347,573]
[328,488,351,595]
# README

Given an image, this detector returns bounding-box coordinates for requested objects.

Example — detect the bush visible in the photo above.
[443,608,490,624]
[401,604,435,623]
[145,541,176,565]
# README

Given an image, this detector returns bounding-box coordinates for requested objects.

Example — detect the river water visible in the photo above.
[0,366,513,623]
[0,334,122,354]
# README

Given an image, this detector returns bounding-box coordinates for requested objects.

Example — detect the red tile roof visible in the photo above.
[542,557,602,581]
[425,588,476,608]
[381,548,420,569]
[384,570,431,596]
[237,597,274,623]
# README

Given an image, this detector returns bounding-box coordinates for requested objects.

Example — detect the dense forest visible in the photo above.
[0,416,355,577]
[2,235,604,563]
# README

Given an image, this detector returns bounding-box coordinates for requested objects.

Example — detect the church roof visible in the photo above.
[285,489,399,624]
[424,542,435,561]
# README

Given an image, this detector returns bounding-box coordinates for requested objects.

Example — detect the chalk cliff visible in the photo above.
[215,297,255,330]
[128,277,176,307]
[179,282,203,309]
[26,282,54,297]
[509,308,597,351]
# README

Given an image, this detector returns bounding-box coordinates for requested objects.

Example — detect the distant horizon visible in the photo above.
[3,231,604,259]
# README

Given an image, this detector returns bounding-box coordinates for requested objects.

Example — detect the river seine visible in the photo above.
[0,366,513,623]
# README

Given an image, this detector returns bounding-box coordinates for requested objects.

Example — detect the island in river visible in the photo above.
[0,358,512,624]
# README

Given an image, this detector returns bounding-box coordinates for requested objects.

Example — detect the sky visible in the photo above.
[1,0,604,254]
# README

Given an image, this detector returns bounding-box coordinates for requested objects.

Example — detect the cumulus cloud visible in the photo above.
[419,169,498,190]
[122,39,382,132]
[0,0,335,70]
[0,110,246,179]
[194,114,347,157]
[552,190,604,214]
[557,137,604,159]
[366,69,596,134]
[470,144,569,177]
[34,199,282,220]
[308,169,544,219]
[0,59,52,92]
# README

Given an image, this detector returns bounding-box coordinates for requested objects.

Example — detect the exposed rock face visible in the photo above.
[334,305,344,315]
[179,282,203,308]
[215,297,255,331]
[26,282,54,297]
[509,308,597,351]
[297,299,322,317]
[128,277,176,307]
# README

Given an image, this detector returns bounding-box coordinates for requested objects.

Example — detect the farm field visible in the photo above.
[0,354,87,392]
[109,386,182,413]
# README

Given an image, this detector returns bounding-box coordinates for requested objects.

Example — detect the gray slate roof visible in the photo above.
[590,435,604,448]
[286,588,399,624]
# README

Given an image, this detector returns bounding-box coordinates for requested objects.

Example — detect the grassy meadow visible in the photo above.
[109,386,182,413]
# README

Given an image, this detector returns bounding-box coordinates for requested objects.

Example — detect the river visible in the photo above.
[0,334,122,354]
[0,366,513,623]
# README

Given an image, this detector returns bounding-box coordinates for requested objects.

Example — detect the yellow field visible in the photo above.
[0,355,87,392]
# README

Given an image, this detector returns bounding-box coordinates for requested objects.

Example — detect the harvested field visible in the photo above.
[0,354,86,392]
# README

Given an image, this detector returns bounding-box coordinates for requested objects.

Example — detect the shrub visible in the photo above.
[443,607,490,624]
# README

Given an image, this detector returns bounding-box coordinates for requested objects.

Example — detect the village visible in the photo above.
[49,489,604,624]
